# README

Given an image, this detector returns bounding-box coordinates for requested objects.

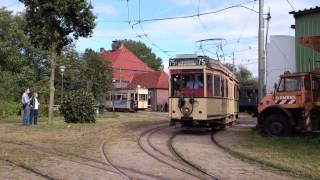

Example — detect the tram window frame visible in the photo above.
[207,74,213,97]
[221,78,225,97]
[122,94,128,100]
[139,94,146,101]
[170,69,205,97]
[234,85,238,99]
[226,79,229,98]
[214,75,221,97]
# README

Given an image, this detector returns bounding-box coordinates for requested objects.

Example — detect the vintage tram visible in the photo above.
[239,85,258,115]
[106,87,148,112]
[169,54,239,128]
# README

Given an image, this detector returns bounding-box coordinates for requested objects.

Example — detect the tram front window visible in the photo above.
[171,72,204,97]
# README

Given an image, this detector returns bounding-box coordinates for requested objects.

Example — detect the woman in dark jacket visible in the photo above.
[30,92,40,125]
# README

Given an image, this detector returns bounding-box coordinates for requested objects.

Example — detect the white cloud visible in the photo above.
[1,0,25,13]
[134,0,319,76]
[78,0,319,76]
[93,4,118,16]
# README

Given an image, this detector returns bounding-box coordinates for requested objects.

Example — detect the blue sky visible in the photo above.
[2,0,319,76]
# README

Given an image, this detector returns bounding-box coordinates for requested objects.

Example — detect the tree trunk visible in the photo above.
[48,51,56,122]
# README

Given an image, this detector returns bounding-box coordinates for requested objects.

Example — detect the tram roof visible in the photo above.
[169,55,238,82]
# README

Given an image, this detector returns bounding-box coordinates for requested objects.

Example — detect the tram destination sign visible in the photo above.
[169,56,208,66]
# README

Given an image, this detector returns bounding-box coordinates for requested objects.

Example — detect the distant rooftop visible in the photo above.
[290,6,320,18]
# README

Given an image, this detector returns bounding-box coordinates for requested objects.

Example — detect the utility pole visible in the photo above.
[258,0,265,100]
[265,9,271,91]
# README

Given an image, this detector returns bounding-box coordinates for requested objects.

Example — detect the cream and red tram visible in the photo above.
[169,54,239,127]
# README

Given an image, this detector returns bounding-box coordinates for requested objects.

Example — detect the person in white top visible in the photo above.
[30,92,40,125]
[186,75,204,88]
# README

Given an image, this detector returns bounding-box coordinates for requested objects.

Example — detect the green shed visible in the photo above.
[290,7,320,72]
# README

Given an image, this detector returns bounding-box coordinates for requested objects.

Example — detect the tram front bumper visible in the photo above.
[170,116,194,126]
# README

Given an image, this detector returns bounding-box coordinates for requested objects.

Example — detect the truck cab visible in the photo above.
[258,71,320,136]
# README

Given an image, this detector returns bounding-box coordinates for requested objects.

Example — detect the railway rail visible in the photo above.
[138,125,219,180]
[100,141,133,180]
[0,139,119,178]
[0,156,55,180]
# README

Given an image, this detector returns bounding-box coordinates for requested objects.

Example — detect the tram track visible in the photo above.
[138,125,219,180]
[0,156,56,180]
[0,139,120,177]
[167,133,220,180]
[100,141,133,180]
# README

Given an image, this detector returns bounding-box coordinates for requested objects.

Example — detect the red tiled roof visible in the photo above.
[99,47,154,82]
[128,71,169,89]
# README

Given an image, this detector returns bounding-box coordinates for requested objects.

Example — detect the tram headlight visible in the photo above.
[182,107,191,115]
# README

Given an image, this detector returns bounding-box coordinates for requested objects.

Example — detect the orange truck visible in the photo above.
[257,36,320,136]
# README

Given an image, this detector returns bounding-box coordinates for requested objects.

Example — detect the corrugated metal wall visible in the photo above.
[295,12,320,72]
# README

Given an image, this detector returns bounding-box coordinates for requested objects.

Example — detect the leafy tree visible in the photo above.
[224,63,236,73]
[20,0,96,121]
[60,90,95,123]
[81,49,112,103]
[223,62,257,86]
[0,8,43,101]
[112,39,163,71]
[237,65,258,86]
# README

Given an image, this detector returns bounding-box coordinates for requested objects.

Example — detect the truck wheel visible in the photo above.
[264,114,292,136]
[311,109,320,130]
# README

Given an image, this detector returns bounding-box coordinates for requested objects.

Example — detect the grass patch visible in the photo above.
[0,112,119,124]
[236,129,320,179]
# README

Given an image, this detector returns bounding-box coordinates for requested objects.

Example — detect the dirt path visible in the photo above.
[0,112,294,179]
[173,130,293,180]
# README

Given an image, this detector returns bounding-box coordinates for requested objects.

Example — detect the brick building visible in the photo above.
[99,45,169,111]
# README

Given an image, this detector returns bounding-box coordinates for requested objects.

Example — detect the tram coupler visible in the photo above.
[170,119,176,126]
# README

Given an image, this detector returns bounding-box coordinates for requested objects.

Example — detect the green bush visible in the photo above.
[60,90,96,123]
[0,101,20,118]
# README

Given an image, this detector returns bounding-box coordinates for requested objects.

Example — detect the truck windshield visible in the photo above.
[278,76,301,92]
[171,70,204,97]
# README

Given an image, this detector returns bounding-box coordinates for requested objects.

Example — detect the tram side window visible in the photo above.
[207,74,213,97]
[221,78,225,97]
[122,94,128,100]
[214,75,221,96]
[139,94,146,101]
[226,80,229,97]
[234,85,238,99]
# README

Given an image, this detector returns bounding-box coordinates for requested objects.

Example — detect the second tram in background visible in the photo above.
[106,87,148,112]
[169,54,239,128]
[239,85,258,116]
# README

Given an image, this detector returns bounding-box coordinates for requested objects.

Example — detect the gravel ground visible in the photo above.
[0,112,294,179]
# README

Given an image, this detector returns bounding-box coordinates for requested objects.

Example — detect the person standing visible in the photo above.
[30,92,40,125]
[21,87,31,126]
